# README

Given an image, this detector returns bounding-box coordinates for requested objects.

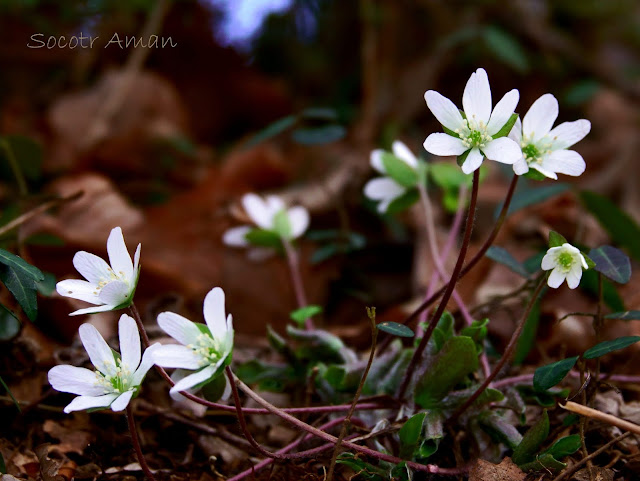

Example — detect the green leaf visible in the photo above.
[246,115,296,147]
[533,357,578,391]
[0,248,45,282]
[292,125,346,145]
[548,231,568,248]
[244,228,282,248]
[564,80,600,107]
[583,336,640,359]
[605,310,640,321]
[0,265,39,321]
[381,152,418,188]
[588,246,631,284]
[496,184,570,219]
[579,190,640,261]
[429,162,468,190]
[310,244,339,264]
[272,210,292,239]
[478,411,523,450]
[415,336,479,408]
[519,452,566,472]
[0,374,20,413]
[290,305,323,326]
[523,251,545,275]
[301,107,339,121]
[398,412,426,459]
[36,271,57,296]
[544,434,581,459]
[456,149,470,168]
[580,269,625,311]
[523,169,548,181]
[201,374,228,402]
[483,25,530,73]
[385,188,419,214]
[0,304,20,340]
[377,321,414,338]
[486,246,529,277]
[492,113,519,139]
[512,410,549,466]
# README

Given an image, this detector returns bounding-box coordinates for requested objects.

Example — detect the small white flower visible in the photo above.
[48,314,159,413]
[541,243,589,289]
[509,93,591,179]
[364,140,419,213]
[56,227,141,316]
[424,68,522,174]
[153,287,234,395]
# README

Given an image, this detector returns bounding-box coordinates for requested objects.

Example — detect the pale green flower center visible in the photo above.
[92,268,130,296]
[557,252,575,271]
[456,118,492,150]
[188,333,224,367]
[95,358,134,393]
[521,135,553,165]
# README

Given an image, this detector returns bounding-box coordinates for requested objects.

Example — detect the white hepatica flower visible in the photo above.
[364,140,419,213]
[154,287,234,394]
[48,314,159,413]
[541,243,588,289]
[56,227,141,316]
[424,68,522,174]
[509,93,591,179]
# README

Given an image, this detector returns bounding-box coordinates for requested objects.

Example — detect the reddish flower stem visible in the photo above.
[283,239,314,330]
[126,404,157,481]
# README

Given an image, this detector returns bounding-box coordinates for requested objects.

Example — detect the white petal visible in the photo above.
[548,119,591,149]
[79,323,116,377]
[132,244,141,281]
[118,314,141,372]
[462,68,491,125]
[522,93,558,141]
[423,133,467,156]
[461,148,484,174]
[63,393,119,413]
[512,158,529,175]
[287,206,310,239]
[69,304,115,317]
[370,149,386,173]
[508,117,522,144]
[487,89,519,136]
[481,137,521,165]
[566,269,581,289]
[152,344,202,370]
[56,279,101,305]
[547,268,566,288]
[541,251,558,270]
[73,251,112,285]
[48,365,105,396]
[242,193,272,229]
[97,281,131,307]
[392,141,418,168]
[169,364,218,394]
[110,390,134,411]
[530,163,558,180]
[203,287,227,340]
[222,226,251,247]
[157,311,201,345]
[106,227,133,282]
[579,253,589,270]
[424,90,465,131]
[377,198,393,214]
[132,343,161,385]
[542,150,586,177]
[265,195,285,215]
[364,178,406,201]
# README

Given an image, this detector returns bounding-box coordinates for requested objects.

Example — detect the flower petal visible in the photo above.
[530,163,558,180]
[63,393,119,413]
[110,390,134,411]
[107,227,133,282]
[547,268,566,288]
[370,149,385,173]
[548,119,591,149]
[566,268,581,289]
[462,68,492,125]
[522,93,558,141]
[157,311,202,345]
[512,158,529,175]
[153,344,202,370]
[69,304,116,317]
[508,117,522,144]
[392,141,418,168]
[242,193,272,229]
[48,365,105,396]
[287,206,310,239]
[73,251,112,285]
[424,90,465,131]
[461,148,484,174]
[364,178,406,201]
[542,150,586,177]
[541,251,558,270]
[203,287,228,340]
[132,343,161,385]
[118,314,141,372]
[222,226,251,247]
[169,364,218,394]
[487,89,519,136]
[97,280,131,307]
[133,244,141,280]
[481,137,521,165]
[56,279,101,305]
[265,196,285,215]
[423,133,467,156]
[79,323,116,377]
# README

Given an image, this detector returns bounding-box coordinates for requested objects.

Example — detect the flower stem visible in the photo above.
[126,404,157,481]
[129,303,151,347]
[397,169,480,401]
[283,239,314,330]
[448,274,548,422]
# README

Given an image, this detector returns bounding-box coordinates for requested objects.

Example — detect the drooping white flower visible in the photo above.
[424,68,522,174]
[153,287,234,395]
[56,227,141,316]
[48,314,159,413]
[364,141,420,213]
[541,243,588,289]
[509,93,591,179]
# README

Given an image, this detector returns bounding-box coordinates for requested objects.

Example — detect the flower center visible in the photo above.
[95,358,133,393]
[189,333,224,367]
[456,118,492,150]
[557,252,574,270]
[521,136,553,165]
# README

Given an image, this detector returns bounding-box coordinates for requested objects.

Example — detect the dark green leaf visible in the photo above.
[514,296,541,365]
[548,231,568,248]
[292,125,346,145]
[580,269,625,311]
[377,321,414,338]
[385,188,419,214]
[0,374,20,413]
[486,246,529,277]
[300,107,338,120]
[544,435,581,459]
[246,115,296,147]
[589,246,631,284]
[519,452,566,472]
[36,271,57,296]
[456,149,470,168]
[580,190,640,261]
[605,311,640,321]
[523,252,545,275]
[512,410,549,466]
[201,374,227,402]
[381,152,418,188]
[0,304,21,340]
[563,80,600,107]
[399,412,426,458]
[583,336,640,359]
[310,244,339,264]
[496,184,570,219]
[492,113,519,139]
[582,253,596,270]
[533,357,578,391]
[0,265,39,321]
[235,359,295,392]
[0,248,44,282]
[244,228,282,248]
[290,305,323,326]
[478,411,523,450]
[483,25,530,73]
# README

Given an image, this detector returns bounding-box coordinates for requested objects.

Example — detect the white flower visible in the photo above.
[541,243,589,289]
[364,140,419,213]
[153,287,234,395]
[222,193,309,252]
[56,227,141,316]
[424,68,522,174]
[509,93,591,179]
[48,314,159,413]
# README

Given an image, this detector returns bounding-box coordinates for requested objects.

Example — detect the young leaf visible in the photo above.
[583,336,640,359]
[518,452,566,472]
[398,412,426,459]
[543,434,581,459]
[385,189,419,214]
[292,125,346,145]
[588,246,631,284]
[512,410,549,466]
[533,356,578,392]
[290,305,323,326]
[492,113,519,139]
[244,228,282,248]
[485,246,529,277]
[548,231,568,248]
[381,152,418,188]
[604,311,640,321]
[377,321,414,338]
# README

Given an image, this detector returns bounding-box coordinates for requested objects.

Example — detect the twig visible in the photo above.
[126,404,157,481]
[560,401,640,436]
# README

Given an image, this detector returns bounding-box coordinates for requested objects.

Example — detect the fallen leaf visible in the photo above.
[469,457,526,481]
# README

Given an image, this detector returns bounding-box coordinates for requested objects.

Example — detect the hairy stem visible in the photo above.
[283,239,314,330]
[126,404,157,481]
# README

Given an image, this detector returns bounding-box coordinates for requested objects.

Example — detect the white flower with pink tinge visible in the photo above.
[542,243,588,289]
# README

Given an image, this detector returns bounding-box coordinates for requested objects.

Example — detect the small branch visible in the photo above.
[283,239,314,330]
[560,401,640,435]
[126,404,157,481]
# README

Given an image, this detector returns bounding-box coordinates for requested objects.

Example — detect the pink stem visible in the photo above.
[283,239,314,330]
[492,371,640,390]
